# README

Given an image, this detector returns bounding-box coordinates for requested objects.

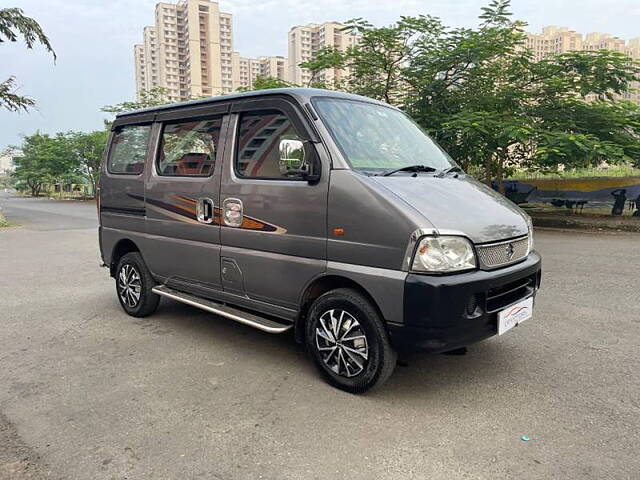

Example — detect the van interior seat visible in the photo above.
[125,162,144,174]
[166,153,213,176]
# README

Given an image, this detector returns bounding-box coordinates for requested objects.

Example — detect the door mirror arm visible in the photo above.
[304,153,321,184]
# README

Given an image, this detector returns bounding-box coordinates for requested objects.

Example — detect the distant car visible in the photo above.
[98,88,542,393]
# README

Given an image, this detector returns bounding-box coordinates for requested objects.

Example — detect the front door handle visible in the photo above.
[223,198,243,227]
[196,198,214,224]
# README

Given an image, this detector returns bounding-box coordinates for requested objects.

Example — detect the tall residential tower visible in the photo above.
[525,26,640,104]
[134,0,235,101]
[231,54,289,91]
[288,22,359,86]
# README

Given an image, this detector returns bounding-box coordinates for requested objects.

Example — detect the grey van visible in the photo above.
[99,88,542,393]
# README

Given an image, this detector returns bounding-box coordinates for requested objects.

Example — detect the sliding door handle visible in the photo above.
[196,198,214,224]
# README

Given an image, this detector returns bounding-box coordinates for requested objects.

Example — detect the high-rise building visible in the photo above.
[288,22,359,86]
[525,26,583,61]
[525,26,640,105]
[584,32,640,105]
[134,0,235,102]
[583,32,626,52]
[231,54,289,90]
[133,45,146,98]
[141,27,160,94]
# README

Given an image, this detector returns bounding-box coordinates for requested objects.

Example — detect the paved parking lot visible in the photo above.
[1,195,639,479]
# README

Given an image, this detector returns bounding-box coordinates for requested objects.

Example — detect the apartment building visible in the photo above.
[0,148,21,175]
[231,54,289,90]
[525,26,583,61]
[525,26,640,105]
[133,28,161,99]
[288,22,359,86]
[133,45,146,98]
[134,0,235,102]
[584,32,627,52]
[141,27,160,93]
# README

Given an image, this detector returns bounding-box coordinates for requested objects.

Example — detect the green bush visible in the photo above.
[0,211,10,227]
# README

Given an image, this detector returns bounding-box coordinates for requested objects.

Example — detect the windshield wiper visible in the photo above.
[378,165,437,177]
[436,166,463,178]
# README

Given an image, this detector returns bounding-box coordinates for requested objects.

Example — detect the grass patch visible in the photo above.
[0,211,11,228]
[509,165,640,180]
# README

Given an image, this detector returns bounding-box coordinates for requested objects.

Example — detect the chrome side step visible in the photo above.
[152,285,293,334]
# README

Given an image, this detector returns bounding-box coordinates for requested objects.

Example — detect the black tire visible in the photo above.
[115,252,160,317]
[305,288,397,393]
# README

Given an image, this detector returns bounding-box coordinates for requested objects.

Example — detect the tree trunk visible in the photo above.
[484,155,492,187]
[495,157,505,195]
[384,65,393,104]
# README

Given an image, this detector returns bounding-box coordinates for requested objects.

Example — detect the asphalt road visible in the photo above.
[0,191,97,231]
[0,195,639,479]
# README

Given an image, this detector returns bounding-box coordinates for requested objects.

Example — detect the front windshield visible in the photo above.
[313,97,455,174]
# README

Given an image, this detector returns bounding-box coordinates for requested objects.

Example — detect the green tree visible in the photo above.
[526,52,640,171]
[66,130,109,193]
[402,0,545,189]
[101,87,172,115]
[12,132,73,196]
[339,0,640,190]
[0,7,55,111]
[298,46,345,88]
[236,76,294,92]
[341,16,445,104]
[314,0,640,190]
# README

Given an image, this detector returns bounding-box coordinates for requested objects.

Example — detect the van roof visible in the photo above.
[114,88,389,119]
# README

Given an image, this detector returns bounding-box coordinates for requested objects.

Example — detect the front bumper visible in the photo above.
[387,251,542,352]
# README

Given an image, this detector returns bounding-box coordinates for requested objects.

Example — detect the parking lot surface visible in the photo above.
[1,195,639,479]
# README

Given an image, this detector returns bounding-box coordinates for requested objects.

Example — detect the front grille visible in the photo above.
[477,236,529,269]
[486,275,536,312]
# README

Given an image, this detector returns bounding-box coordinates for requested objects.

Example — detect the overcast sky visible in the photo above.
[2,0,640,147]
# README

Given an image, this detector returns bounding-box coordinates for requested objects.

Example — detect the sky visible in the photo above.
[2,0,640,148]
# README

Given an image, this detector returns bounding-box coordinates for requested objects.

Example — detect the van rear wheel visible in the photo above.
[115,252,159,317]
[305,288,397,393]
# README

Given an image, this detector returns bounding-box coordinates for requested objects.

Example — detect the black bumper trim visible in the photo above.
[389,252,542,352]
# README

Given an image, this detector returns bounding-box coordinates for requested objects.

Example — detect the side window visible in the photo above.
[157,117,222,176]
[235,110,305,179]
[108,124,151,175]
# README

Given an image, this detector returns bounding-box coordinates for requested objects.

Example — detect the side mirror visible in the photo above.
[279,138,321,183]
[279,138,305,172]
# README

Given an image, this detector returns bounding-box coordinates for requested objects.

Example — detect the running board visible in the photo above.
[152,285,293,334]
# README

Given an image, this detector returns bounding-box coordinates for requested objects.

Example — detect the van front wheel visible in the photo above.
[305,288,397,393]
[115,252,159,317]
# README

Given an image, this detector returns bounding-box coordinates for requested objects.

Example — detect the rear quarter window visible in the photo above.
[108,124,151,175]
[157,118,222,177]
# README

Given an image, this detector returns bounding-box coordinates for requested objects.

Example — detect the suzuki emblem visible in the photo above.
[505,243,515,260]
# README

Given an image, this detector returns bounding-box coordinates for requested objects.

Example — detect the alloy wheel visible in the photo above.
[118,264,142,308]
[315,308,369,378]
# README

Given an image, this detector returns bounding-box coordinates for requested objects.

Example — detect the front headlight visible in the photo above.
[411,236,477,273]
[525,214,535,252]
